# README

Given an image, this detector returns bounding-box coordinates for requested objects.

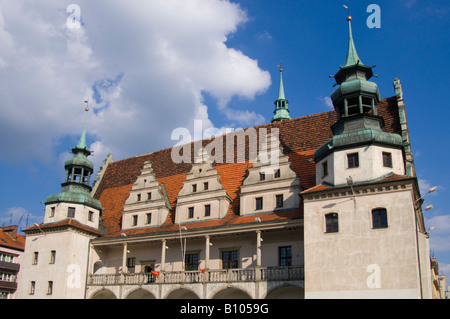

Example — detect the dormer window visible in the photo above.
[188,207,194,219]
[147,192,152,200]
[204,182,209,191]
[204,204,211,217]
[255,197,263,211]
[259,172,265,181]
[192,184,197,193]
[274,169,281,178]
[137,194,141,201]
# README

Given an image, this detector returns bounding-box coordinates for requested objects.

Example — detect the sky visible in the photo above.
[0,0,449,283]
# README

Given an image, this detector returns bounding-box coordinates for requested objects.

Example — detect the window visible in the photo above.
[32,252,39,265]
[188,207,194,219]
[204,182,209,191]
[88,211,94,222]
[137,194,141,201]
[276,194,284,209]
[325,213,339,233]
[50,207,55,218]
[132,215,138,226]
[259,172,265,181]
[192,184,197,193]
[255,197,263,211]
[185,253,199,271]
[47,281,53,295]
[274,169,281,178]
[204,204,211,217]
[67,207,76,218]
[222,250,239,269]
[50,250,56,264]
[322,161,328,177]
[146,213,152,225]
[383,152,393,168]
[147,192,152,200]
[279,246,292,266]
[347,153,359,168]
[372,208,388,229]
[127,257,136,273]
[30,281,35,295]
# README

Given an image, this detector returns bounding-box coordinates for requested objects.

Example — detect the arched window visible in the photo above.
[325,213,339,233]
[372,208,388,229]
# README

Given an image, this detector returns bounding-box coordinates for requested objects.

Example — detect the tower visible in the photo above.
[18,106,103,299]
[302,12,432,299]
[271,66,291,123]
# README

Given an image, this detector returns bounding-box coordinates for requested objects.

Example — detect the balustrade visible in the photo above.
[88,266,303,286]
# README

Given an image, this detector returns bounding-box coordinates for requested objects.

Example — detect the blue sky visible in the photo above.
[1,0,449,281]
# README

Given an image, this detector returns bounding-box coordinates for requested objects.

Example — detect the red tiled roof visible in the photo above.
[25,219,102,236]
[94,97,401,238]
[0,226,25,251]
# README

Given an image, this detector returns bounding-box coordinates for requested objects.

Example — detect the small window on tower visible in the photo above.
[347,153,359,169]
[67,207,76,218]
[50,207,55,218]
[383,152,392,168]
[322,161,328,177]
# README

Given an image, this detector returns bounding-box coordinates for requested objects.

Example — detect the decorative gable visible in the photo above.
[175,148,231,224]
[240,131,300,216]
[122,161,171,229]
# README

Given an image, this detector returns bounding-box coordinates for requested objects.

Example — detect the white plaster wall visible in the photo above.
[303,189,425,299]
[316,145,405,186]
[44,202,100,229]
[17,229,94,299]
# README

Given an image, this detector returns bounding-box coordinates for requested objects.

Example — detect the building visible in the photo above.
[17,14,434,299]
[0,225,25,299]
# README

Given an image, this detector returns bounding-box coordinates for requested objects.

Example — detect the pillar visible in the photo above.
[161,239,166,271]
[205,235,210,270]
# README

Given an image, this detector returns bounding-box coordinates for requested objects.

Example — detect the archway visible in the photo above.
[90,289,117,299]
[166,288,200,299]
[126,288,156,299]
[265,286,304,299]
[212,287,252,299]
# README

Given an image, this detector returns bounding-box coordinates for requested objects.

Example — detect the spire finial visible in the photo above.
[342,2,362,67]
[76,99,89,150]
[271,63,291,123]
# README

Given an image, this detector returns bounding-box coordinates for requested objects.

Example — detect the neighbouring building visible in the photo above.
[17,14,435,299]
[0,225,25,299]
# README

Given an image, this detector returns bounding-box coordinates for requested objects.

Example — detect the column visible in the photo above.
[256,231,261,267]
[344,98,349,117]
[122,243,128,274]
[205,235,210,270]
[161,239,166,271]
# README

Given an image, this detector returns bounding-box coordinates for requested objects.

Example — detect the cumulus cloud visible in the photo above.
[0,0,271,170]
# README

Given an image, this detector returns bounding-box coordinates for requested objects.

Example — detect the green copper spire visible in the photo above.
[344,16,363,67]
[271,66,291,123]
[76,107,88,150]
[45,104,102,211]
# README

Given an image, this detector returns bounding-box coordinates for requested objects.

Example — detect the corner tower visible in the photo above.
[314,15,404,186]
[19,106,103,299]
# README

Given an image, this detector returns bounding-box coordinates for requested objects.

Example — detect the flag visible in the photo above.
[151,270,160,277]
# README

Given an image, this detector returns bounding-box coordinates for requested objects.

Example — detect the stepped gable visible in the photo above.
[94,97,400,237]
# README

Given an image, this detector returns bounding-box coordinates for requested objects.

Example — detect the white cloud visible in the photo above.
[0,0,271,167]
[318,96,334,109]
[426,214,450,253]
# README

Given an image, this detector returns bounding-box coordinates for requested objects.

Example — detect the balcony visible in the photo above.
[0,260,20,272]
[88,266,304,286]
[0,280,17,291]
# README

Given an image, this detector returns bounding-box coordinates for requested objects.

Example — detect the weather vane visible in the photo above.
[343,1,351,19]
[277,62,283,72]
[84,98,89,112]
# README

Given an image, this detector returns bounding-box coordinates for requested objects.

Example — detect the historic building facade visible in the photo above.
[16,15,433,299]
